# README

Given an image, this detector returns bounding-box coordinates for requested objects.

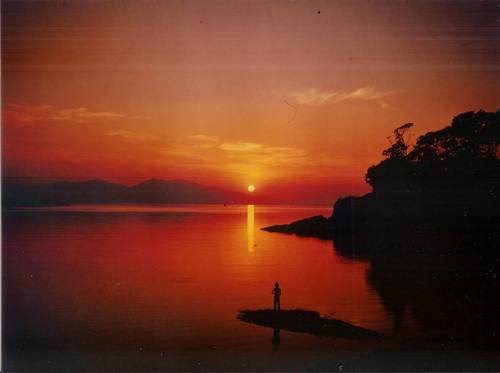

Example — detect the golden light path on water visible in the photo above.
[247,204,255,252]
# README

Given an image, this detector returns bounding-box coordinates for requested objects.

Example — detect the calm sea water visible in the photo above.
[3,204,399,371]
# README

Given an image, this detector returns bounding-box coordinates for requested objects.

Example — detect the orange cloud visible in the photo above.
[162,134,347,185]
[107,130,156,144]
[219,142,263,151]
[2,103,125,127]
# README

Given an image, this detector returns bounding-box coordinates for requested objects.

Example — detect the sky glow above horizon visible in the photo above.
[2,0,499,203]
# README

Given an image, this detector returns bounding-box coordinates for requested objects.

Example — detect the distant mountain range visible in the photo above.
[3,178,252,206]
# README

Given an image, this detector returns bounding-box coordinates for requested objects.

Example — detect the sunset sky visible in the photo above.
[2,0,499,203]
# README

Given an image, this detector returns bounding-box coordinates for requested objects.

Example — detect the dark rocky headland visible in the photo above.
[263,110,500,349]
[263,110,499,254]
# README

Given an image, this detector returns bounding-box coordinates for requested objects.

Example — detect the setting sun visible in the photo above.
[247,185,255,193]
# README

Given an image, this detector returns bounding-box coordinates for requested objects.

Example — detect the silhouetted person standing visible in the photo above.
[272,282,281,311]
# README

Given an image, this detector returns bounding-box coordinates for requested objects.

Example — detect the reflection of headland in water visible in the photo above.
[237,309,380,340]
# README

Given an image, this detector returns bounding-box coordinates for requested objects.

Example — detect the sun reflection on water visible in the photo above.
[247,204,255,252]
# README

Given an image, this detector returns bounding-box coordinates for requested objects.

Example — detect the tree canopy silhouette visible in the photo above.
[365,110,499,219]
[382,122,414,160]
[366,110,499,195]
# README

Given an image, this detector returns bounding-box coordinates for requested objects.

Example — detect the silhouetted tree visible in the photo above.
[365,123,414,193]
[382,122,414,160]
[365,110,499,217]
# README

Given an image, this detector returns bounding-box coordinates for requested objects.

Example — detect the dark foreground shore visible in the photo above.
[238,309,380,340]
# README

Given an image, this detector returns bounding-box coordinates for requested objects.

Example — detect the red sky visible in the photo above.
[2,0,499,204]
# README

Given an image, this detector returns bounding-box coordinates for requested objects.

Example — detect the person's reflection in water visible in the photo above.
[271,327,281,351]
[272,282,281,311]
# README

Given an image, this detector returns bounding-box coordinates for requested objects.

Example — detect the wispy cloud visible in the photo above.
[291,86,396,108]
[188,134,219,144]
[107,129,157,144]
[162,134,345,181]
[292,89,338,106]
[3,102,126,126]
[219,142,263,152]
